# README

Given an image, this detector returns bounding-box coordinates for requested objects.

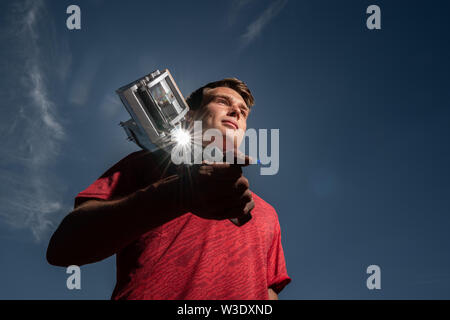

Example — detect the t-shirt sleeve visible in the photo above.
[74,151,146,208]
[267,218,291,294]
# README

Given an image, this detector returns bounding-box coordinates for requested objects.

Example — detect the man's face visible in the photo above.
[189,87,250,150]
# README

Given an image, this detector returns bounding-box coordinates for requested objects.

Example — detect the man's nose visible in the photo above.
[227,105,240,119]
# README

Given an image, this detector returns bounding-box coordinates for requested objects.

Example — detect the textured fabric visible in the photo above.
[75,150,291,300]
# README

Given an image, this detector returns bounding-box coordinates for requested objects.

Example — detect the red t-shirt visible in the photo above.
[75,150,291,300]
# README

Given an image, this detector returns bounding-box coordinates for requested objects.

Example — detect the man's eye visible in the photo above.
[217,98,227,104]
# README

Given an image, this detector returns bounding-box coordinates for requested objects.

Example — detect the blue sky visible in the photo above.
[1,0,450,299]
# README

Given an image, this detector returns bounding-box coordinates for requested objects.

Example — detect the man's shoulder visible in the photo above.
[121,149,157,163]
[251,192,276,211]
[251,192,279,220]
[118,148,179,183]
[118,149,167,169]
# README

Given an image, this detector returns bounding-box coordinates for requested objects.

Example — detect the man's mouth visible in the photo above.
[222,120,238,130]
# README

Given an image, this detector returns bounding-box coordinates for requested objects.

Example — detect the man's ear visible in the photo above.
[185,109,197,128]
[186,110,194,122]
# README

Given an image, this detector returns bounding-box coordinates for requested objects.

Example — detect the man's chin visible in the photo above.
[200,125,243,150]
[201,138,239,153]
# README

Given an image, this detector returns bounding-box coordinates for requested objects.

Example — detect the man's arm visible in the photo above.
[46,174,186,267]
[268,288,278,300]
[47,161,254,267]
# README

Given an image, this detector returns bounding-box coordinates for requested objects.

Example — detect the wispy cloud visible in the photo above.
[99,93,123,118]
[68,51,102,106]
[240,0,288,48]
[0,0,70,241]
[228,0,257,27]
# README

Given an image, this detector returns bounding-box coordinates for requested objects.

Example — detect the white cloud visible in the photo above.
[99,93,123,118]
[240,0,288,48]
[0,169,70,242]
[0,0,69,241]
[30,65,65,139]
[228,0,257,27]
[68,51,102,106]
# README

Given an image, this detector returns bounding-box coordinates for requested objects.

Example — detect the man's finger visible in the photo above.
[233,153,252,167]
[223,150,253,167]
[199,163,243,180]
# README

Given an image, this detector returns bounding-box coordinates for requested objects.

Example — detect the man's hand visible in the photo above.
[179,156,254,221]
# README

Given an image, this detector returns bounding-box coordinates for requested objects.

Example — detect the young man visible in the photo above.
[46,78,291,300]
